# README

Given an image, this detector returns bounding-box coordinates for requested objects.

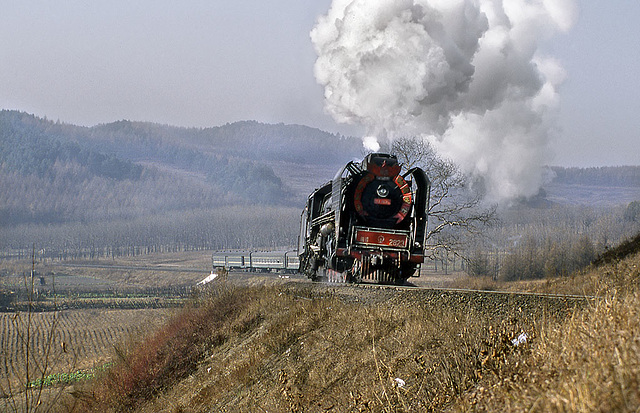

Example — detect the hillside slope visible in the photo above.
[3,109,640,228]
[0,110,361,226]
[69,235,640,412]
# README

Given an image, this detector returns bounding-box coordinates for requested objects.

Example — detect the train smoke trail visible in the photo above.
[311,0,576,201]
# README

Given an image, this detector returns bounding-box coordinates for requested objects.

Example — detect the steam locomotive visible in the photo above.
[298,153,430,284]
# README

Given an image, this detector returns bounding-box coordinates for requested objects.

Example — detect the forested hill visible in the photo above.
[3,109,639,229]
[89,119,361,165]
[0,113,142,181]
[0,110,360,226]
[200,121,361,164]
[550,166,640,187]
[0,110,360,172]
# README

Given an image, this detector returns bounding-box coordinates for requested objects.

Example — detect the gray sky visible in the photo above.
[1,1,639,167]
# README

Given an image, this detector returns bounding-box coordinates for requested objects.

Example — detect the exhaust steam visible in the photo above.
[311,0,576,201]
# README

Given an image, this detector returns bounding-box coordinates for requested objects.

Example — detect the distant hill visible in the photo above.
[0,110,361,226]
[544,166,640,206]
[3,109,640,228]
[0,113,142,181]
[550,166,640,187]
[46,118,362,168]
[85,120,361,165]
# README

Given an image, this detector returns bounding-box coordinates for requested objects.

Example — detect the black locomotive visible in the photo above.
[298,153,430,284]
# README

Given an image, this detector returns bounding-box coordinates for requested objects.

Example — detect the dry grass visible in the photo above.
[0,308,172,412]
[456,294,640,412]
[69,283,554,412]
[69,284,258,411]
[50,248,640,412]
[454,254,640,412]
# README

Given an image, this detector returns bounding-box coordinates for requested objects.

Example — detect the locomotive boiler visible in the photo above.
[298,153,430,284]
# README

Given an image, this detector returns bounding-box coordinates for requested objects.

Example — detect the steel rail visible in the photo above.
[51,263,600,301]
[295,277,599,301]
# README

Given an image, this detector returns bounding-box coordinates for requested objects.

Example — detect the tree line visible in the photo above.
[465,203,640,281]
[551,165,640,187]
[1,207,300,261]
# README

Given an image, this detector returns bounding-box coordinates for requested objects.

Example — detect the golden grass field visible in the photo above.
[2,247,639,412]
[61,249,639,413]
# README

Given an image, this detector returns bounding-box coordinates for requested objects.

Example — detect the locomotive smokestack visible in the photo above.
[311,0,576,202]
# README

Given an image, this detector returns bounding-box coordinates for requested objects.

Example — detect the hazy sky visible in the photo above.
[1,1,639,167]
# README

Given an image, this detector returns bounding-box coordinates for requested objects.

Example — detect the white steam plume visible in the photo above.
[311,0,576,201]
[363,136,381,152]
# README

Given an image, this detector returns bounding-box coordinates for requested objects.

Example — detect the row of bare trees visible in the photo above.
[386,136,640,280]
[1,207,300,261]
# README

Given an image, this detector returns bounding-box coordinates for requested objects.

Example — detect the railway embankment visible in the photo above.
[67,243,639,412]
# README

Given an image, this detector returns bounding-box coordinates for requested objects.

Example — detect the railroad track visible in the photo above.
[275,274,596,301]
[50,263,598,302]
[279,278,595,320]
[347,282,598,301]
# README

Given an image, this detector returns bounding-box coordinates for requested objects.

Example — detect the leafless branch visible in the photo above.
[388,136,498,258]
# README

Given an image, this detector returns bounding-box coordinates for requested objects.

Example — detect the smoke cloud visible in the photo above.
[311,0,576,201]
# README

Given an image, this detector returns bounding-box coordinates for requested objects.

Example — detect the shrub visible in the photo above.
[82,285,254,411]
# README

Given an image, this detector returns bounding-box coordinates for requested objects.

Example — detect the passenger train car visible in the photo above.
[211,251,299,273]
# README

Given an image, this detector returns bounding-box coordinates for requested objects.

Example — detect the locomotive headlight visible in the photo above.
[376,185,390,198]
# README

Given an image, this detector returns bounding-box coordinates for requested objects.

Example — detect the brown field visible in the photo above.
[1,250,213,291]
[0,250,227,411]
[0,307,173,411]
[2,246,639,412]
[63,249,639,413]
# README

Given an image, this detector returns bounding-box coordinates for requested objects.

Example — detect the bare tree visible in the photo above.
[383,136,497,260]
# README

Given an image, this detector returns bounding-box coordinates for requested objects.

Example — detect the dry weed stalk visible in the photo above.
[0,246,71,413]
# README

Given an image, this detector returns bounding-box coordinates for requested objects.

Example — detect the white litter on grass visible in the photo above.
[511,332,528,347]
[197,271,218,286]
[394,378,406,388]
